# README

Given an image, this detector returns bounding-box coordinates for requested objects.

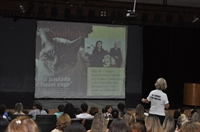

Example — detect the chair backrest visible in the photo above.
[84,118,93,130]
[107,118,113,128]
[71,118,83,124]
[10,114,33,121]
[35,115,57,132]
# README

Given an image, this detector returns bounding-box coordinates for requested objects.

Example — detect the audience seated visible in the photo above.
[76,103,92,119]
[191,112,200,122]
[52,113,71,132]
[130,122,146,132]
[64,122,86,132]
[173,109,181,126]
[188,108,198,119]
[175,114,189,132]
[179,108,186,117]
[74,107,82,115]
[54,104,64,119]
[179,121,200,132]
[0,104,9,132]
[6,116,39,132]
[162,116,175,132]
[111,108,119,119]
[109,118,130,132]
[104,105,113,118]
[89,106,99,117]
[2,104,8,119]
[29,101,47,119]
[87,113,108,132]
[145,115,163,132]
[123,113,136,126]
[13,102,25,115]
[134,104,146,123]
[117,102,126,118]
[64,103,76,118]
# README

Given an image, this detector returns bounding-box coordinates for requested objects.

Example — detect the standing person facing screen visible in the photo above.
[141,77,170,125]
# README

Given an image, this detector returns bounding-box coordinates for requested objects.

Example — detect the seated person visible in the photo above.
[54,104,64,119]
[0,104,9,132]
[76,103,92,119]
[29,101,47,119]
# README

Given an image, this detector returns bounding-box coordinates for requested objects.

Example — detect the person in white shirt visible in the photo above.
[141,77,170,124]
[76,103,91,119]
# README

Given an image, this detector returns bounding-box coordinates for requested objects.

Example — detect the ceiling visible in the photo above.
[109,0,200,8]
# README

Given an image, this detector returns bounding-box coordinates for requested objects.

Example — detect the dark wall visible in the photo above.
[142,26,200,109]
[0,16,200,109]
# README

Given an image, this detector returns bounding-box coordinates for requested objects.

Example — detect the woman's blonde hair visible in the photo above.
[123,113,136,126]
[176,115,189,129]
[179,121,200,132]
[162,116,175,132]
[56,113,71,131]
[14,102,24,114]
[155,78,167,90]
[6,116,39,132]
[90,113,108,132]
[145,115,163,132]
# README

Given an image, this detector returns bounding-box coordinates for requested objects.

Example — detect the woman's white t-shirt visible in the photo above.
[147,89,169,116]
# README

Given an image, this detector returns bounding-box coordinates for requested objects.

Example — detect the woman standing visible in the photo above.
[141,78,169,124]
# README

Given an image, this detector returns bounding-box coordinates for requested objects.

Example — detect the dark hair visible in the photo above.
[109,118,130,132]
[191,109,198,115]
[180,108,185,114]
[58,104,64,112]
[173,110,181,119]
[105,105,112,113]
[0,104,6,116]
[81,103,88,113]
[102,108,106,113]
[64,122,86,132]
[64,103,76,118]
[111,108,119,119]
[89,106,99,116]
[43,108,49,114]
[117,103,125,112]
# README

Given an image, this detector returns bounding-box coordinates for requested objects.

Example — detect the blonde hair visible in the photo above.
[90,113,108,132]
[162,116,175,132]
[6,116,39,132]
[56,113,71,131]
[155,78,167,90]
[177,115,189,129]
[123,113,136,126]
[145,115,163,132]
[179,121,200,132]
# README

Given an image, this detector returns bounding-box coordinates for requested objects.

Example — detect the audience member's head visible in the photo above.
[81,103,88,113]
[32,101,41,110]
[43,108,49,114]
[14,102,24,114]
[176,115,189,130]
[117,103,125,112]
[145,115,163,132]
[179,108,185,114]
[74,107,82,115]
[111,108,119,119]
[162,116,175,132]
[191,112,200,122]
[90,113,108,132]
[64,103,76,118]
[154,77,167,90]
[135,104,145,120]
[56,113,71,131]
[109,118,130,132]
[0,104,6,116]
[105,105,112,113]
[64,122,86,132]
[179,121,200,132]
[130,122,146,132]
[89,106,99,116]
[189,109,198,118]
[123,113,136,126]
[6,116,39,132]
[58,104,65,112]
[173,110,181,120]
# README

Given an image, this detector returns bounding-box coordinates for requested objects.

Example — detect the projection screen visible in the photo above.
[35,21,127,98]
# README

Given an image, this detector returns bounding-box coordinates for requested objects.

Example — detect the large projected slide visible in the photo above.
[35,21,127,98]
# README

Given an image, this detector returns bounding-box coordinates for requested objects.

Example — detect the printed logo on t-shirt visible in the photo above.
[151,94,161,101]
